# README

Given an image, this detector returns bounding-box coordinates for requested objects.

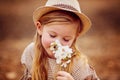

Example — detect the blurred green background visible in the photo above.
[0,0,120,80]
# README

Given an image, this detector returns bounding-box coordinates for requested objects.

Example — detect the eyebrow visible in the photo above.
[48,31,56,34]
[64,36,72,39]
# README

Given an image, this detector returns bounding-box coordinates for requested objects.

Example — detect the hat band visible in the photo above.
[53,4,78,11]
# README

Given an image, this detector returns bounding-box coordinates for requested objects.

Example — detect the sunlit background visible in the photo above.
[0,0,120,80]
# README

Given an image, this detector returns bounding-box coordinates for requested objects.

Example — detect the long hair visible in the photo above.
[32,10,84,80]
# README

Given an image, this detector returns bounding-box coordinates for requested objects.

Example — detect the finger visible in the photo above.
[56,76,67,80]
[56,71,69,77]
[56,71,74,80]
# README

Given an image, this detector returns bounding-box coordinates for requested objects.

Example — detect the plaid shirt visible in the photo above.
[20,42,100,80]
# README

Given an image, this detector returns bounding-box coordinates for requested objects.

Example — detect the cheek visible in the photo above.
[67,38,76,47]
[68,40,75,47]
[41,36,51,48]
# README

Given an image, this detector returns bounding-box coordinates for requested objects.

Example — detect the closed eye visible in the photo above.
[63,38,70,42]
[50,34,56,38]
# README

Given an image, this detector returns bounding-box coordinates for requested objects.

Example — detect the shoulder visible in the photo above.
[73,53,88,67]
[72,54,88,72]
[21,42,35,71]
[72,54,99,80]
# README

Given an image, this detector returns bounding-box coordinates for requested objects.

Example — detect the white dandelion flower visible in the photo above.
[50,40,73,68]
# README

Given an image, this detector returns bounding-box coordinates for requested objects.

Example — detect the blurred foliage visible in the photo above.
[0,0,29,3]
[98,3,120,34]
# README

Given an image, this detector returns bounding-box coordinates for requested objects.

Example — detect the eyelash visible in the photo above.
[63,38,69,42]
[50,34,56,38]
[50,34,70,42]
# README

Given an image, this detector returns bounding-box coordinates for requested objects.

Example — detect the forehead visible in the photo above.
[44,22,78,36]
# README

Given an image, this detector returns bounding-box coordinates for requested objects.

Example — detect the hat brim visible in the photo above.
[33,6,91,36]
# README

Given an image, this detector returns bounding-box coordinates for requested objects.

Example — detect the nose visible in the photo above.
[54,38,65,46]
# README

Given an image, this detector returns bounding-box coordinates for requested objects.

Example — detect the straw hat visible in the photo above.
[33,0,91,36]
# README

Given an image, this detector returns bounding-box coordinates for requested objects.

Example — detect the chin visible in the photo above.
[47,51,55,59]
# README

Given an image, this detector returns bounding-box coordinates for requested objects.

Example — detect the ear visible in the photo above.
[35,21,43,35]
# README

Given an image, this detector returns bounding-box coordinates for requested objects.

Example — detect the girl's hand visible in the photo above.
[56,71,74,80]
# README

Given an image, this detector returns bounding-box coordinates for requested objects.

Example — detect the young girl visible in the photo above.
[21,0,100,80]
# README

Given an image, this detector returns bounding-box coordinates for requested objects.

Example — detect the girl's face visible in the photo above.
[40,22,78,58]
